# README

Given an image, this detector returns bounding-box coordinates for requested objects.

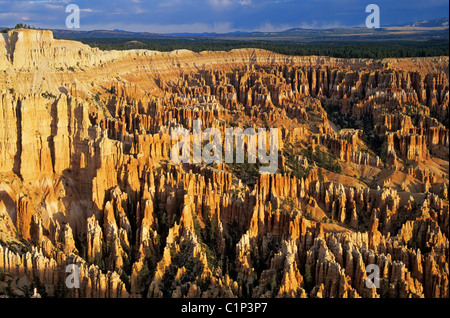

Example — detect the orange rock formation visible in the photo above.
[0,29,448,298]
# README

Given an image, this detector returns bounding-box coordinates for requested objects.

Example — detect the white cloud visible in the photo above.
[44,3,65,10]
[0,12,21,19]
[207,0,254,10]
[208,0,233,8]
[238,0,252,5]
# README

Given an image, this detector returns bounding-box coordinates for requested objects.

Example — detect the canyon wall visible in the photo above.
[0,29,448,298]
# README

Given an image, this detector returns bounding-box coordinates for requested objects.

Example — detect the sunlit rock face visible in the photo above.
[0,29,448,298]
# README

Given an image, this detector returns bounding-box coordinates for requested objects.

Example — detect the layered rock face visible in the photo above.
[0,29,448,298]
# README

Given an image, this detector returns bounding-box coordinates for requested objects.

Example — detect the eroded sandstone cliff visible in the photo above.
[0,29,448,298]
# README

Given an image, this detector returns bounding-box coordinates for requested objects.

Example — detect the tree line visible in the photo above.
[1,23,38,33]
[78,38,449,59]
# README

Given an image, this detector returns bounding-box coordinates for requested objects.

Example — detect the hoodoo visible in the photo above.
[0,29,448,298]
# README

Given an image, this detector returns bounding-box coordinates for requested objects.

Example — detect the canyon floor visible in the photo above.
[0,29,448,298]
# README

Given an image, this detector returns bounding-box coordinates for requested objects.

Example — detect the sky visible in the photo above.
[0,0,448,33]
